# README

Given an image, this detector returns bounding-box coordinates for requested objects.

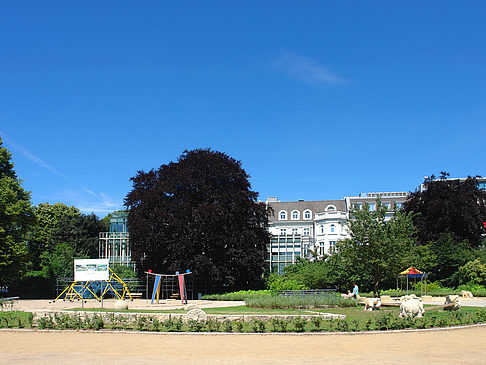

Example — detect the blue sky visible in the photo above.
[1,1,485,216]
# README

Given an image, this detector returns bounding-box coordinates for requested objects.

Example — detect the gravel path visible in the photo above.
[0,325,485,364]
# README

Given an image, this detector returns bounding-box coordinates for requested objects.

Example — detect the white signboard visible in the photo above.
[74,259,109,282]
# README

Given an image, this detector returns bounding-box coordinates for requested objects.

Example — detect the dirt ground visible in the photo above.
[1,325,485,364]
[10,298,246,312]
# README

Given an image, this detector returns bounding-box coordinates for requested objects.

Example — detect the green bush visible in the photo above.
[457,258,486,286]
[202,290,272,301]
[266,273,308,291]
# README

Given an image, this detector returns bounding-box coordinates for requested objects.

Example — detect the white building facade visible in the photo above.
[266,192,409,273]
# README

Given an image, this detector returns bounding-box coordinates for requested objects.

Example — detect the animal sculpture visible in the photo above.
[362,297,381,311]
[399,297,425,318]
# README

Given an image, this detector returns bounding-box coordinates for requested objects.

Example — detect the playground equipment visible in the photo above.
[146,270,192,305]
[54,268,133,302]
[396,267,428,296]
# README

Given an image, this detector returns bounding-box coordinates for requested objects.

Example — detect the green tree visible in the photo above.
[267,258,335,289]
[0,138,35,286]
[29,203,108,270]
[404,175,486,248]
[125,149,269,292]
[28,203,81,268]
[457,257,486,286]
[424,232,476,285]
[329,200,417,295]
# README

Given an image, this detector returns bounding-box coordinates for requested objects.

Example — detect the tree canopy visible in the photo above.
[328,200,417,295]
[28,202,108,277]
[0,138,35,285]
[404,175,486,248]
[125,149,269,292]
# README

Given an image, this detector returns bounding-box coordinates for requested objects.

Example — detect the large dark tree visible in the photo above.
[404,175,486,248]
[125,149,269,292]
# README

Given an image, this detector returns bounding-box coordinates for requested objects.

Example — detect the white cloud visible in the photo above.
[2,133,123,217]
[274,52,347,85]
[2,133,74,182]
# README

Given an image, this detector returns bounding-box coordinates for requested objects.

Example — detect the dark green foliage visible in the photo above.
[15,202,108,297]
[222,320,233,332]
[0,138,35,286]
[266,258,335,290]
[270,317,288,332]
[111,264,137,279]
[250,319,266,333]
[28,203,108,273]
[426,233,476,284]
[328,200,417,295]
[291,316,307,332]
[404,176,486,248]
[457,258,486,286]
[5,307,486,333]
[125,149,269,292]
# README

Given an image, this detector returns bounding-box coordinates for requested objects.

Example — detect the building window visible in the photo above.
[329,241,337,253]
[369,203,376,211]
[292,228,298,235]
[383,202,391,210]
[395,202,403,209]
[280,229,287,235]
[330,224,335,233]
[304,210,312,219]
[326,205,336,211]
[279,211,287,220]
[303,227,310,236]
[291,210,299,220]
[353,203,361,210]
[320,225,324,234]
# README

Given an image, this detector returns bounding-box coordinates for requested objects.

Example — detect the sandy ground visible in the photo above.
[10,297,486,313]
[9,299,246,312]
[2,298,486,364]
[0,325,485,364]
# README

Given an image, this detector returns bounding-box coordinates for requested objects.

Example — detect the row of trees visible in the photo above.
[0,138,108,297]
[271,175,486,295]
[2,134,486,296]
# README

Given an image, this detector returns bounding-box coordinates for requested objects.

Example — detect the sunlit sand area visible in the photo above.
[0,324,485,364]
[0,297,484,363]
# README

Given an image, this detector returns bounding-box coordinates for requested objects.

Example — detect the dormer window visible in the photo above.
[291,210,299,220]
[326,205,336,211]
[304,210,312,219]
[279,210,287,220]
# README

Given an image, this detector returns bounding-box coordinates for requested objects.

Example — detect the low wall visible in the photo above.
[31,309,345,326]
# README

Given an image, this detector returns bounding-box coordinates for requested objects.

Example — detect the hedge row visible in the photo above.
[1,309,485,333]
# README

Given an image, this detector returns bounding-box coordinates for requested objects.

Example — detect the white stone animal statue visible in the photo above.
[185,308,208,322]
[444,295,461,311]
[362,297,381,311]
[399,298,425,318]
[114,300,128,310]
[460,290,473,298]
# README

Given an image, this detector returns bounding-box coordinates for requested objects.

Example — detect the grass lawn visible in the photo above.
[68,304,483,318]
[69,305,321,315]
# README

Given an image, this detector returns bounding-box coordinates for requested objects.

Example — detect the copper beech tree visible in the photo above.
[125,149,269,292]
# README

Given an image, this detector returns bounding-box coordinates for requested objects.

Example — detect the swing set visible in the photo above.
[146,270,192,305]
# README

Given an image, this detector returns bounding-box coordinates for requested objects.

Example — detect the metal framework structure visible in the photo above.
[54,268,134,302]
[99,231,132,267]
[146,271,192,305]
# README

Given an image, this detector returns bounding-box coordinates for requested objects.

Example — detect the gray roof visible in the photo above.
[267,200,346,222]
